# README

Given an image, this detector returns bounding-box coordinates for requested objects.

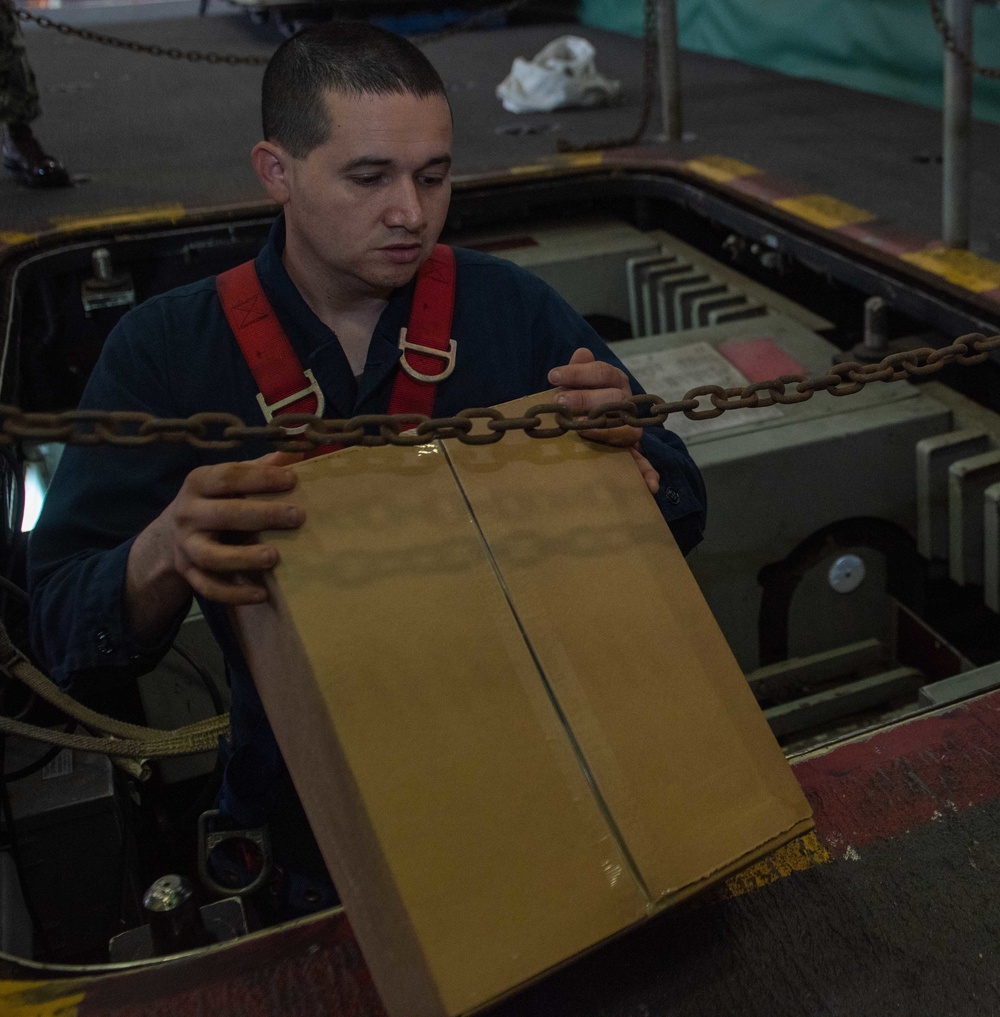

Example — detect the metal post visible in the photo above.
[656,0,683,143]
[943,0,973,249]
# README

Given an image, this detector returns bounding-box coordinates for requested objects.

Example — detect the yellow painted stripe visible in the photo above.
[0,979,87,1017]
[901,246,1000,294]
[509,163,551,177]
[773,193,875,230]
[52,203,187,233]
[684,155,761,184]
[510,151,604,177]
[720,830,831,899]
[0,231,38,246]
[555,151,604,169]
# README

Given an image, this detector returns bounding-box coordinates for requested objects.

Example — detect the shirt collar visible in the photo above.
[253,214,413,416]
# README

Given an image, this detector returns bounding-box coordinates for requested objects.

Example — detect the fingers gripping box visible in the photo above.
[232,393,813,1017]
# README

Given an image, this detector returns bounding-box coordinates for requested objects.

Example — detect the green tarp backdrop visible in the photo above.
[578,0,1000,125]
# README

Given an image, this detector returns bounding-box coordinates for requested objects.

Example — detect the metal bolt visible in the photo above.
[91,248,115,284]
[144,874,193,913]
[863,297,889,355]
[143,875,211,955]
[828,554,866,594]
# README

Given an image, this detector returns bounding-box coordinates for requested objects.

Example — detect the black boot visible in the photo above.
[2,122,71,188]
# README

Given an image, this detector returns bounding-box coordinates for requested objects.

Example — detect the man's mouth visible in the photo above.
[379,243,424,264]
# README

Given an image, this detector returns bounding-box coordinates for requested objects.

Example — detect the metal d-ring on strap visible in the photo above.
[256,369,326,434]
[397,327,457,384]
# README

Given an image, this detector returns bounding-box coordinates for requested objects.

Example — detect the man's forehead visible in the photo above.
[320,87,452,123]
[318,89,452,163]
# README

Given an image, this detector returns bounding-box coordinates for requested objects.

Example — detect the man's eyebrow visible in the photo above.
[340,156,392,172]
[340,154,452,173]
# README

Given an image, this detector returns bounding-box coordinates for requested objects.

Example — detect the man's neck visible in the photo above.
[282,241,388,376]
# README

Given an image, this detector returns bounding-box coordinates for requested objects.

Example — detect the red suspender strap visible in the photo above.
[388,243,457,417]
[216,260,325,424]
[216,244,456,456]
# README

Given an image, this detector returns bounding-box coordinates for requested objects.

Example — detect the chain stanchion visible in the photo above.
[557,0,659,153]
[928,0,1000,79]
[3,330,998,452]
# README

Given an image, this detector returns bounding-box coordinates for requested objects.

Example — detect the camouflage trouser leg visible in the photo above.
[0,0,40,125]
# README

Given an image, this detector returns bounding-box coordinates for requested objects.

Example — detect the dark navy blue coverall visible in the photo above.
[28,216,707,911]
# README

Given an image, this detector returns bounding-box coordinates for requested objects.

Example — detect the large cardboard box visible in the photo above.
[233,393,813,1017]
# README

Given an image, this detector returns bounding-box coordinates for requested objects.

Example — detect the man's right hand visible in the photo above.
[125,452,305,642]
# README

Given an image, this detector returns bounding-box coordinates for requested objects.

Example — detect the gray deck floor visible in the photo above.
[9,5,1000,259]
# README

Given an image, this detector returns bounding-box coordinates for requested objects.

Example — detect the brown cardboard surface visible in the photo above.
[234,440,649,1017]
[447,394,813,902]
[233,395,812,1017]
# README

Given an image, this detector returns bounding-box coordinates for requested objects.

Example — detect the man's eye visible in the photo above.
[350,175,383,187]
[418,175,447,187]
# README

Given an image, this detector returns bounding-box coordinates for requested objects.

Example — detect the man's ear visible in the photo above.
[251,141,293,205]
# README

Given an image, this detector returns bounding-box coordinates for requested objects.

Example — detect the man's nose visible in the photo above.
[385,179,425,231]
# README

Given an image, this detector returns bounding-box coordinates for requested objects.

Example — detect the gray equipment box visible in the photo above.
[616,313,953,672]
[4,740,125,961]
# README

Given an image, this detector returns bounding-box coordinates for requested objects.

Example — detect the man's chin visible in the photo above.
[364,256,427,294]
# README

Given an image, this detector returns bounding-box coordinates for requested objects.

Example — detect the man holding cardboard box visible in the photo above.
[28,22,706,915]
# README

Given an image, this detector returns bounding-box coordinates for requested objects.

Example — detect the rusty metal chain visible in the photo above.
[928,0,1000,79]
[409,0,534,47]
[14,6,269,64]
[558,0,657,153]
[3,331,998,452]
[15,1,535,64]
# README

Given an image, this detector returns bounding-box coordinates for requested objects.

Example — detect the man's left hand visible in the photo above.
[548,348,660,494]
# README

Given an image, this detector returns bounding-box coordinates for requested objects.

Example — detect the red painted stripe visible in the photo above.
[835,221,934,256]
[78,912,386,1017]
[793,690,1000,855]
[601,146,683,170]
[724,173,805,204]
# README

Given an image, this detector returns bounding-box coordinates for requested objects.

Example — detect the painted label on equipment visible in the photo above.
[41,750,73,780]
[621,341,783,439]
[717,337,807,381]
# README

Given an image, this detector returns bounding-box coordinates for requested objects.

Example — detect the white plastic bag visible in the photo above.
[495,35,622,114]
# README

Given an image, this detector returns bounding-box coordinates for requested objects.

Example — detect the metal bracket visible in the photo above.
[197,809,273,897]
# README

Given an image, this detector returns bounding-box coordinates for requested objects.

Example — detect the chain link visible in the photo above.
[3,331,998,450]
[558,0,657,153]
[15,1,535,64]
[408,0,534,47]
[18,0,652,146]
[15,6,270,64]
[928,0,1000,80]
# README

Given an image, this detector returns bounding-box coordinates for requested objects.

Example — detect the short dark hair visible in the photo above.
[261,21,448,158]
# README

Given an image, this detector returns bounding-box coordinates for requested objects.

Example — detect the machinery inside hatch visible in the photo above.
[3,169,1000,968]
